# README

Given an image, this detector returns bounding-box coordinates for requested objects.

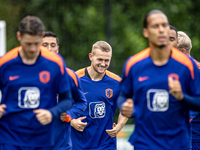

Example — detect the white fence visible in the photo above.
[0,20,6,56]
[0,20,6,101]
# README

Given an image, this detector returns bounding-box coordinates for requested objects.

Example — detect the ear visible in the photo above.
[181,48,186,53]
[17,31,21,41]
[41,32,44,37]
[57,46,60,53]
[177,41,179,47]
[143,28,148,38]
[89,53,92,61]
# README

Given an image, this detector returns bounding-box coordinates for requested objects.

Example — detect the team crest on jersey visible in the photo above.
[18,87,40,108]
[89,101,106,119]
[105,88,113,98]
[147,89,169,112]
[39,71,50,84]
[168,73,179,81]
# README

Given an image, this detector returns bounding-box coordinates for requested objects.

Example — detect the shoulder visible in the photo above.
[106,70,121,82]
[171,47,192,63]
[40,46,63,62]
[192,58,200,69]
[76,68,86,78]
[171,47,195,79]
[66,68,76,75]
[66,68,78,87]
[40,46,65,74]
[125,47,150,77]
[0,47,19,67]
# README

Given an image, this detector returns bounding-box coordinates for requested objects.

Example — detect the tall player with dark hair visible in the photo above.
[0,16,73,149]
[118,10,200,149]
[42,31,59,53]
[169,25,179,48]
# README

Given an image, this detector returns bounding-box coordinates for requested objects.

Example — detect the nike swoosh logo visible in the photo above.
[84,92,88,95]
[9,75,20,81]
[138,76,149,82]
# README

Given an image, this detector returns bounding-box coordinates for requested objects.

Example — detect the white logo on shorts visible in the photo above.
[89,101,106,119]
[18,87,40,108]
[147,89,169,112]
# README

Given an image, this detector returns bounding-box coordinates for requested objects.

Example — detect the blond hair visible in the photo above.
[92,41,112,55]
[177,31,192,52]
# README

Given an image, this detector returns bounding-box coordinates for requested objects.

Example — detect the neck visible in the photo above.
[150,44,171,66]
[186,51,190,56]
[19,47,40,65]
[87,66,106,81]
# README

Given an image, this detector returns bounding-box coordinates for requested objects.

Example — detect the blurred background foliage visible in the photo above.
[1,0,200,123]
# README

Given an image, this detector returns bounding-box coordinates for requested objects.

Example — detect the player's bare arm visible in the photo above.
[0,104,6,118]
[71,116,87,132]
[60,112,66,122]
[106,113,128,138]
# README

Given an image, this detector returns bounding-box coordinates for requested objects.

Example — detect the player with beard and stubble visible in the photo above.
[118,10,200,150]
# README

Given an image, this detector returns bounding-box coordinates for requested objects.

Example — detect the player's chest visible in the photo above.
[133,64,187,91]
[81,80,119,103]
[3,64,56,88]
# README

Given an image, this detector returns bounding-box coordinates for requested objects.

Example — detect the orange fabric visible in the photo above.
[168,73,179,81]
[189,118,194,123]
[193,59,200,69]
[39,71,50,84]
[171,47,194,79]
[105,88,113,98]
[125,47,150,77]
[66,68,78,87]
[64,114,72,123]
[125,47,195,79]
[76,68,86,78]
[0,47,19,67]
[106,70,121,82]
[40,46,65,75]
[76,67,121,82]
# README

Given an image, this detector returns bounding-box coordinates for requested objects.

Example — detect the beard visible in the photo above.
[158,44,166,48]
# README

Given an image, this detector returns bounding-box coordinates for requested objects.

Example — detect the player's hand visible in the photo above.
[60,112,66,122]
[71,116,87,132]
[168,77,183,101]
[33,109,52,125]
[106,123,120,138]
[0,104,6,118]
[121,98,134,118]
[60,112,72,123]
